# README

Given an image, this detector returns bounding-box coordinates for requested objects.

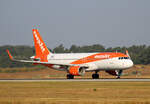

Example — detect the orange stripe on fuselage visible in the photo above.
[71,52,128,64]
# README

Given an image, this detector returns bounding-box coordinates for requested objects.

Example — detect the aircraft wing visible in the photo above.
[6,49,89,67]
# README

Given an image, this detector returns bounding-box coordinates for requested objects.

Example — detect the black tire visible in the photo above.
[67,74,74,79]
[92,74,99,79]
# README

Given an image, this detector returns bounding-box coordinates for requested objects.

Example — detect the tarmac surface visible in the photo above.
[0,78,150,82]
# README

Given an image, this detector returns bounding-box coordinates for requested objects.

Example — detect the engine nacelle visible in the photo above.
[68,66,85,76]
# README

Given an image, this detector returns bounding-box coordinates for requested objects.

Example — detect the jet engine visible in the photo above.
[68,66,85,76]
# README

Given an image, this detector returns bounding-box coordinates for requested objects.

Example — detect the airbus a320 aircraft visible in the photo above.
[7,29,133,79]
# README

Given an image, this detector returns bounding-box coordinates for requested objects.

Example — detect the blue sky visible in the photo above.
[0,0,150,48]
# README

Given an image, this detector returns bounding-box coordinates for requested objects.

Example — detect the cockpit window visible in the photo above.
[118,57,129,60]
[124,57,129,59]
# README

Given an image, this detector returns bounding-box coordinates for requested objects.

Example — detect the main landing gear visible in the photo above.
[92,71,99,79]
[67,74,74,79]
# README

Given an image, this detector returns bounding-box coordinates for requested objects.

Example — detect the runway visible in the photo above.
[0,78,150,82]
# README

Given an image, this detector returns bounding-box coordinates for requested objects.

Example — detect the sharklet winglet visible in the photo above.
[6,49,14,60]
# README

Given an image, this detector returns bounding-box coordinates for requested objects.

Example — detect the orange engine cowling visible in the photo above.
[68,66,85,76]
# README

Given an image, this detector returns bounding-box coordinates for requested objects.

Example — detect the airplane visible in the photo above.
[6,29,134,79]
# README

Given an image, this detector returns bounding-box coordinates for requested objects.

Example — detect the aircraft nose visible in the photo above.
[127,60,134,68]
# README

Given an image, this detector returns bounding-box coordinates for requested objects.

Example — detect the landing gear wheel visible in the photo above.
[67,74,74,79]
[92,74,99,79]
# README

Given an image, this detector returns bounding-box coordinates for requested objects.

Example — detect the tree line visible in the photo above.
[0,44,150,67]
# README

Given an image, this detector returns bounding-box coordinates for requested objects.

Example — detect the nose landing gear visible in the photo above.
[116,70,123,79]
[116,76,120,79]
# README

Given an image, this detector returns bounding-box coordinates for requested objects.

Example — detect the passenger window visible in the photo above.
[119,57,124,60]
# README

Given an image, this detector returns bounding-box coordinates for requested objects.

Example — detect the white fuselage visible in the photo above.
[47,53,133,71]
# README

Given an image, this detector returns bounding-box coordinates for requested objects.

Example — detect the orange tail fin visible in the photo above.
[32,29,51,62]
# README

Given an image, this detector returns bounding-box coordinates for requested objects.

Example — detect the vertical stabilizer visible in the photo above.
[32,29,51,62]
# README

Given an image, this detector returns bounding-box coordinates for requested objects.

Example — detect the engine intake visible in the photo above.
[68,66,85,76]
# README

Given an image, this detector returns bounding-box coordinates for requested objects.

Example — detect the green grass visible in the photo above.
[0,82,150,104]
